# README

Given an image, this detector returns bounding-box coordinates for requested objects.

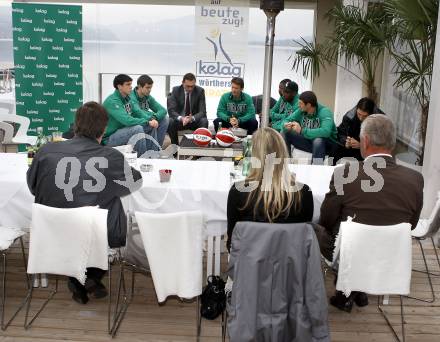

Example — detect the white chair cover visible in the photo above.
[0,226,25,251]
[412,191,440,238]
[336,218,412,296]
[135,211,204,302]
[0,113,37,145]
[27,204,108,284]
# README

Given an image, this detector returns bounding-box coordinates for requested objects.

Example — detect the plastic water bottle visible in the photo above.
[27,146,35,166]
[35,126,48,150]
[241,137,252,177]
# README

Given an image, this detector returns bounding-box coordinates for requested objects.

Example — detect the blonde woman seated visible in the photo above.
[227,128,314,252]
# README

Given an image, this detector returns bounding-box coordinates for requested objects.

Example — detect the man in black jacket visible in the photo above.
[334,97,384,163]
[167,73,208,145]
[27,102,142,304]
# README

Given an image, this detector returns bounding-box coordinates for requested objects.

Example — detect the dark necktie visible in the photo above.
[185,92,191,116]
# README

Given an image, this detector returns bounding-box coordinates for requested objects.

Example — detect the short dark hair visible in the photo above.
[279,78,291,87]
[285,81,298,93]
[299,91,317,107]
[356,97,376,115]
[137,74,153,87]
[182,73,196,82]
[74,102,108,139]
[113,74,132,89]
[231,77,244,89]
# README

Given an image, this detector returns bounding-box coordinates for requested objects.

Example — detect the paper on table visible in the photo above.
[184,134,194,139]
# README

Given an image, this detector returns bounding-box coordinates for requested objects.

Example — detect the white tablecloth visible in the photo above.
[124,159,234,236]
[126,159,335,234]
[289,164,335,222]
[0,154,336,234]
[0,153,33,230]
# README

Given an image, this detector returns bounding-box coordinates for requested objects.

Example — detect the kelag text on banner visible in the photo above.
[195,0,249,116]
[12,3,82,137]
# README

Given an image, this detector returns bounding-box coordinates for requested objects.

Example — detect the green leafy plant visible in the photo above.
[290,2,393,102]
[291,0,438,164]
[384,0,438,163]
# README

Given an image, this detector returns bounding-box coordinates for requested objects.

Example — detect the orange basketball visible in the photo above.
[193,128,212,147]
[215,129,236,147]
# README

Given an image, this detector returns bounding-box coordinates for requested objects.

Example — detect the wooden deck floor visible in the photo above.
[1,238,440,342]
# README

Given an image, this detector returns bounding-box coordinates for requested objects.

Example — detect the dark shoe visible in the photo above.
[67,279,89,304]
[85,278,108,299]
[330,291,354,313]
[353,291,369,307]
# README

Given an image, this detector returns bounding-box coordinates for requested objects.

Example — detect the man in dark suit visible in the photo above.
[167,73,208,145]
[315,114,424,311]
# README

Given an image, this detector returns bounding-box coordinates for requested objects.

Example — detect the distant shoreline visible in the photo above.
[0,39,301,50]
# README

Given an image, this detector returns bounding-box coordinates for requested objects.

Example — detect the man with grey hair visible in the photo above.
[315,114,424,312]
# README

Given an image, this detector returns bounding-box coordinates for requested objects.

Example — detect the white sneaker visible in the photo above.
[40,274,48,288]
[32,275,39,288]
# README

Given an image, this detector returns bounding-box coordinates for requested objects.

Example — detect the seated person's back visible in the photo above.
[316,114,423,312]
[27,102,143,248]
[27,102,143,305]
[227,127,314,251]
[320,114,423,235]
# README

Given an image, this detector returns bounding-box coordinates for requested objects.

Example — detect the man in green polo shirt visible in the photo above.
[131,74,169,147]
[215,77,258,135]
[102,74,159,157]
[283,91,338,164]
[270,80,299,132]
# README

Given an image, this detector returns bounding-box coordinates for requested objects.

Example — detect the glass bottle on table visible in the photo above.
[241,137,252,177]
[27,145,35,166]
[35,126,48,149]
[28,127,48,166]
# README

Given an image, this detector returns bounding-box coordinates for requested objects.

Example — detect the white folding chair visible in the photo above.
[408,191,440,303]
[24,204,109,329]
[0,113,37,152]
[0,226,28,330]
[336,219,412,342]
[110,211,204,340]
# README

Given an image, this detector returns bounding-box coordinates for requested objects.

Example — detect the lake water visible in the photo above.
[1,39,309,119]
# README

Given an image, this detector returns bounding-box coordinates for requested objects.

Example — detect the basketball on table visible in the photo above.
[193,128,212,147]
[216,129,236,147]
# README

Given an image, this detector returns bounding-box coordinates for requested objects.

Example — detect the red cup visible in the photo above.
[159,169,172,182]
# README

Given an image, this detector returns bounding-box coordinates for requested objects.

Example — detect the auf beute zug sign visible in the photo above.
[195,0,249,82]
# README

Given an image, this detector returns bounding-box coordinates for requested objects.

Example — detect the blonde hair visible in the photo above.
[241,127,302,222]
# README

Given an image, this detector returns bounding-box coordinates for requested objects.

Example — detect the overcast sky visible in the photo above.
[0,2,314,39]
[82,4,314,39]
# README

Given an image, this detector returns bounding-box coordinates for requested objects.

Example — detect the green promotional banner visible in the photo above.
[12,2,82,137]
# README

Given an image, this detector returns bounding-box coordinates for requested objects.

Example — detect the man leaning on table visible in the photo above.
[131,74,169,147]
[27,102,143,305]
[214,77,258,135]
[314,114,424,313]
[283,91,338,164]
[103,74,160,156]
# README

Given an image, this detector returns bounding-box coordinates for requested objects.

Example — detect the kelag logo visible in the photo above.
[196,28,244,78]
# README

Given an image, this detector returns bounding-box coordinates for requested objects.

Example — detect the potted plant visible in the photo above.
[383,0,438,164]
[290,2,393,103]
[291,0,438,165]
